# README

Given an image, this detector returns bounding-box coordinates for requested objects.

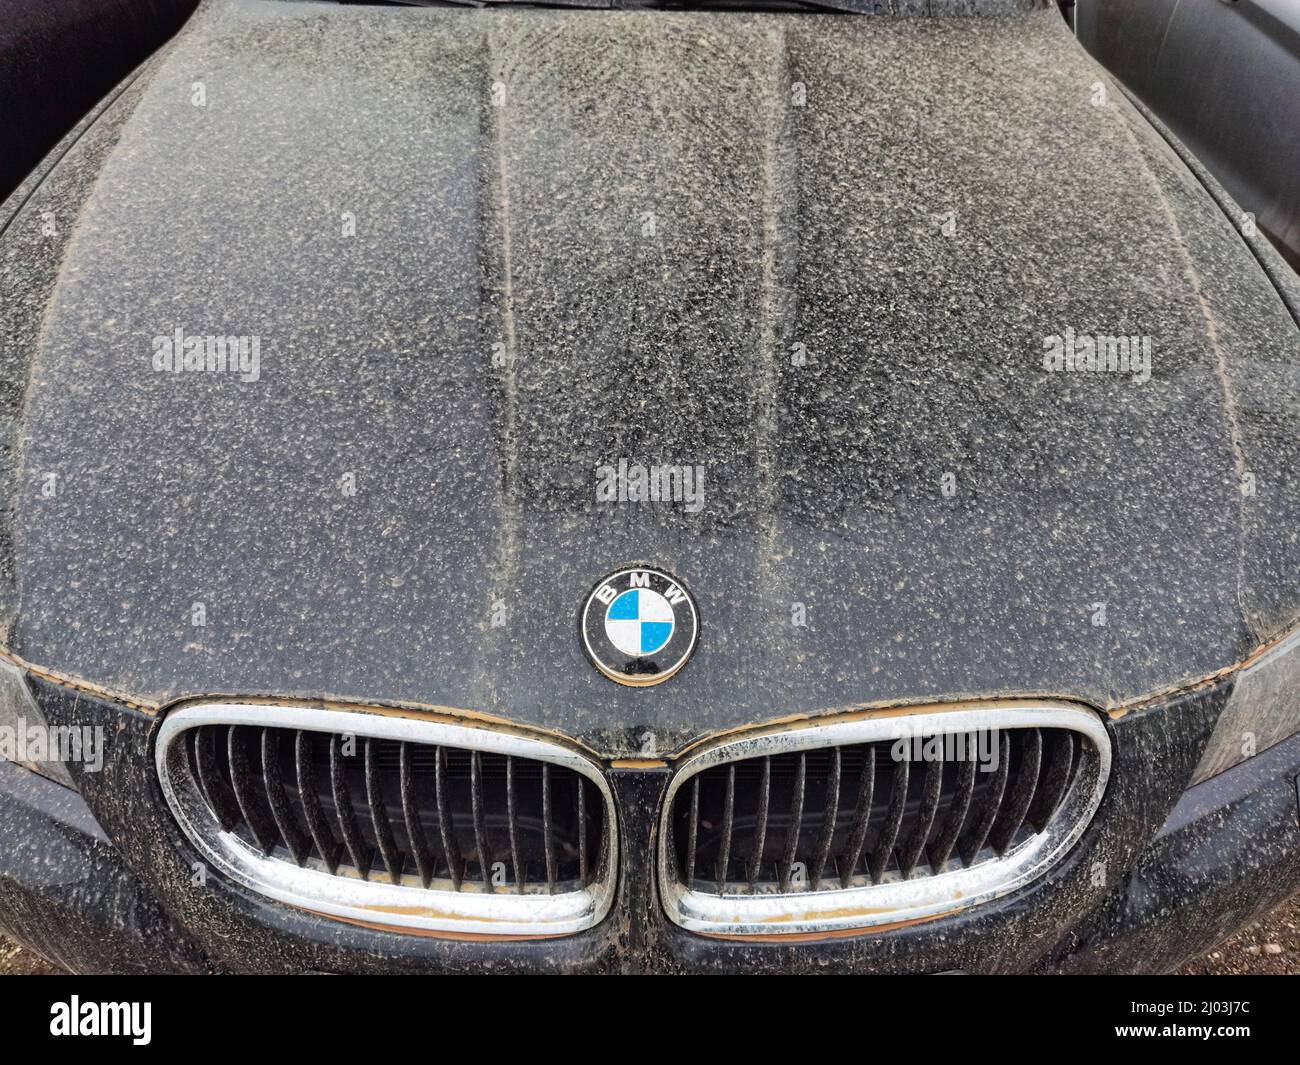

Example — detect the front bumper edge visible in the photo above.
[0,758,208,974]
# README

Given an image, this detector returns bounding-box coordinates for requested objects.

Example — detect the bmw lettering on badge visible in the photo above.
[582,567,699,687]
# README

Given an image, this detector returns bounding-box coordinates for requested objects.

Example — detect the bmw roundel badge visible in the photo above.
[582,567,699,687]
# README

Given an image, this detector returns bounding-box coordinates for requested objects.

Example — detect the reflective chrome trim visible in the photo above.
[658,700,1110,937]
[156,702,617,937]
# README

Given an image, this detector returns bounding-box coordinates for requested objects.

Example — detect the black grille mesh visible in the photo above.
[183,724,605,893]
[669,728,1082,893]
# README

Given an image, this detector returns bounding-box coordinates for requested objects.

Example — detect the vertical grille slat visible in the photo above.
[435,745,463,891]
[810,747,841,890]
[295,730,341,874]
[778,751,806,892]
[685,777,700,886]
[839,749,875,889]
[1029,730,1076,831]
[577,776,589,887]
[365,737,403,885]
[869,757,909,885]
[542,762,556,894]
[929,741,975,874]
[330,733,372,879]
[400,741,435,888]
[990,727,1042,855]
[194,725,241,831]
[261,727,310,866]
[227,725,278,855]
[960,731,1010,867]
[471,751,493,889]
[748,756,771,892]
[899,753,943,880]
[716,764,736,891]
[507,755,525,894]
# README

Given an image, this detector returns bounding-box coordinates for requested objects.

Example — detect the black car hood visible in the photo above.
[4,1,1300,756]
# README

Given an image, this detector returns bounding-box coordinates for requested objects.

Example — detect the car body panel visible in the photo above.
[2,1,1299,759]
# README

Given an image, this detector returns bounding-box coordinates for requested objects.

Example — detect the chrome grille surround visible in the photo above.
[156,702,617,937]
[658,700,1110,937]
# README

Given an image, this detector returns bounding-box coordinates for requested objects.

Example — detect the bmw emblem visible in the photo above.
[582,567,699,687]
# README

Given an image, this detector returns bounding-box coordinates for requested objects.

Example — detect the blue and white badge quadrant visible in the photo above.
[604,588,675,657]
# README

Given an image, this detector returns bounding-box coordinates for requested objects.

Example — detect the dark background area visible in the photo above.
[1074,0,1300,270]
[0,0,199,203]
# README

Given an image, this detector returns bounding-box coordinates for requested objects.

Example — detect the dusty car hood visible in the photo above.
[4,0,1300,756]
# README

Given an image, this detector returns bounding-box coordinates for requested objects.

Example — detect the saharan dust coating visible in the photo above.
[0,0,1298,978]
[1,1,1299,761]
